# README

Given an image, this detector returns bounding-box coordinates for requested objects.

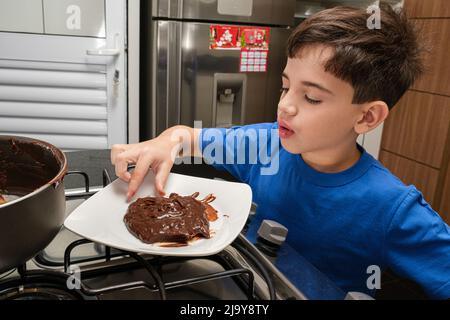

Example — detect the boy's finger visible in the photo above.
[127,153,153,201]
[115,158,131,182]
[154,161,172,196]
[113,147,138,182]
[111,144,128,164]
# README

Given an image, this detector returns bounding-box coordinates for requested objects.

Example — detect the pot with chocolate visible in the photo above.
[0,136,67,273]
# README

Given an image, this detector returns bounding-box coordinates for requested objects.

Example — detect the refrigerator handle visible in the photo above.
[212,73,247,128]
[153,20,182,135]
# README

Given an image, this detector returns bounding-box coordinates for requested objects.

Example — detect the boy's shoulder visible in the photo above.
[360,155,432,218]
[363,154,412,195]
[367,157,406,188]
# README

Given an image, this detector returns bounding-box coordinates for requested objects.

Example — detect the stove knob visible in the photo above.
[257,219,288,246]
[256,220,288,257]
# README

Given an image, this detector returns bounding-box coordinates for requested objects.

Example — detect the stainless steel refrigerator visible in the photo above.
[141,0,295,138]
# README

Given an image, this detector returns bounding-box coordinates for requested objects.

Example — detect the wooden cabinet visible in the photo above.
[440,161,450,222]
[379,0,450,224]
[382,91,450,168]
[411,19,450,96]
[405,0,450,18]
[379,151,439,205]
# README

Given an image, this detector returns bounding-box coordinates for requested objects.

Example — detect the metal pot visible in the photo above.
[0,136,67,273]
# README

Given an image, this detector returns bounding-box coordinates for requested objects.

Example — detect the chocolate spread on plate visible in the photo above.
[124,192,218,246]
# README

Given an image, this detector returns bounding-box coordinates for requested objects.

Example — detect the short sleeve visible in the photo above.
[198,122,279,183]
[385,187,450,299]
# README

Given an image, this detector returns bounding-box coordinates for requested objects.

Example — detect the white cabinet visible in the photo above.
[0,0,106,38]
[0,0,43,33]
[43,0,106,37]
[0,0,128,151]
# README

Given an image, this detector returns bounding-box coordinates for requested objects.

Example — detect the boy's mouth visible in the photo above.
[278,119,295,139]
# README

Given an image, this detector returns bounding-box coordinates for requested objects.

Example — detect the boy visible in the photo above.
[111,4,450,298]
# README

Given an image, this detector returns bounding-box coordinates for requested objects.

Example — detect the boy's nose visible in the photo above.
[278,103,297,117]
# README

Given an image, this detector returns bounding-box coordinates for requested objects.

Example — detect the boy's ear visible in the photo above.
[354,101,389,135]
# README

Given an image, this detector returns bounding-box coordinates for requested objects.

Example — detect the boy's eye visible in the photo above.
[305,94,322,105]
[280,87,289,94]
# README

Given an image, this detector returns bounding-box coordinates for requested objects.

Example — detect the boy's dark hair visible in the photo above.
[287,3,423,109]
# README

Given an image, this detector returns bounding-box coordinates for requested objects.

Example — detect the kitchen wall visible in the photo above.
[379,0,450,224]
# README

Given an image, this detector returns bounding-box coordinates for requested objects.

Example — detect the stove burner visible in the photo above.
[0,270,93,300]
[0,268,16,281]
[0,166,303,301]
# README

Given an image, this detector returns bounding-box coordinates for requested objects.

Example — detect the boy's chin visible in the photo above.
[280,138,303,155]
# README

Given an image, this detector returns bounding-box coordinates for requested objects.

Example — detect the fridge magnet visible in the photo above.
[239,27,270,51]
[240,49,269,73]
[209,25,240,50]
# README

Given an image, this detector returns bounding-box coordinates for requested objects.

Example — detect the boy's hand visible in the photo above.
[111,136,181,202]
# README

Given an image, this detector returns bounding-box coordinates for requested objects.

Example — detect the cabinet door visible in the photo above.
[410,19,450,96]
[381,91,450,168]
[379,151,439,206]
[406,0,450,18]
[0,0,43,33]
[0,0,127,150]
[43,0,106,37]
[440,163,450,224]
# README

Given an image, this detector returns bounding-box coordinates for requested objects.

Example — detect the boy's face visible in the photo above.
[278,44,362,155]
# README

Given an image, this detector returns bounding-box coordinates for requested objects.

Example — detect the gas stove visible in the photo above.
[0,150,350,300]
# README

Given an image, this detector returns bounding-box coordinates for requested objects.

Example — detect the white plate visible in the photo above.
[64,172,252,256]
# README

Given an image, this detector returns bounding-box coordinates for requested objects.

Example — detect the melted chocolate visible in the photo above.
[0,138,63,196]
[124,192,218,245]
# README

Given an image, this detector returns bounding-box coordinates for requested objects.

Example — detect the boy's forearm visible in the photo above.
[159,125,202,158]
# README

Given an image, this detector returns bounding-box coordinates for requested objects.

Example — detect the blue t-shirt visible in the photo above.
[199,122,450,299]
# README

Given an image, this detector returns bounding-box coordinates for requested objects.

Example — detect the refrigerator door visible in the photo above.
[153,20,182,136]
[153,0,295,27]
[152,20,290,136]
